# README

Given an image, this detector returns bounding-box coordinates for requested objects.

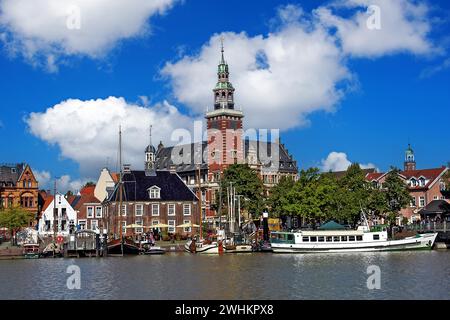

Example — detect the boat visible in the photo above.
[140,241,166,255]
[222,233,254,253]
[270,224,438,253]
[23,243,40,259]
[107,238,141,255]
[184,238,220,254]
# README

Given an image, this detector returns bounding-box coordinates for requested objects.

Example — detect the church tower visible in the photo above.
[145,125,156,176]
[404,143,416,171]
[206,39,244,179]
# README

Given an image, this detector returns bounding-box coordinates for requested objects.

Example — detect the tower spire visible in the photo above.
[220,36,225,64]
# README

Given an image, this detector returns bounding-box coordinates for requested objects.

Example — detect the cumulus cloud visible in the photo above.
[321,151,376,172]
[34,169,87,193]
[26,96,196,178]
[0,0,178,70]
[162,19,352,130]
[315,0,436,57]
[162,1,438,130]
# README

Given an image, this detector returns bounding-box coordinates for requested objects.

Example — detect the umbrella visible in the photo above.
[176,222,200,228]
[145,223,170,228]
[125,224,144,228]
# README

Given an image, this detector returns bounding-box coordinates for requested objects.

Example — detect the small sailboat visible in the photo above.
[184,237,220,254]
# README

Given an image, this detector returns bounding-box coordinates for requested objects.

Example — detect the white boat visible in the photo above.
[270,225,438,253]
[184,239,220,254]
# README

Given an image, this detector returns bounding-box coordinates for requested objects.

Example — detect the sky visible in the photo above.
[0,0,449,192]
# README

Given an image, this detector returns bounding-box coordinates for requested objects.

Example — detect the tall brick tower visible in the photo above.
[404,144,416,171]
[206,40,244,182]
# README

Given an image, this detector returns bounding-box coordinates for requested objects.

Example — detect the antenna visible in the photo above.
[149,124,153,148]
[220,35,225,63]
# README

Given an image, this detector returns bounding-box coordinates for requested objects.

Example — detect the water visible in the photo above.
[1,251,449,300]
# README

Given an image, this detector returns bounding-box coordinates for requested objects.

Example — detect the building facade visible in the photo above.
[103,165,200,239]
[366,145,449,224]
[0,163,40,224]
[38,193,77,237]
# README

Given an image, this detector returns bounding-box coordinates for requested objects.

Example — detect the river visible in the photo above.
[0,251,449,300]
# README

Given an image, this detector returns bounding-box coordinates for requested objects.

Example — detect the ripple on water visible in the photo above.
[0,251,449,300]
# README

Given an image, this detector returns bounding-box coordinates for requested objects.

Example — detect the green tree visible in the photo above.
[218,164,265,218]
[266,176,295,218]
[383,167,412,225]
[0,207,34,245]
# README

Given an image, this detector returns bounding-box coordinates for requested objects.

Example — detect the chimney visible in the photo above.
[123,164,131,173]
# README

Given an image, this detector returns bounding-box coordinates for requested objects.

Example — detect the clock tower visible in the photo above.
[206,40,244,180]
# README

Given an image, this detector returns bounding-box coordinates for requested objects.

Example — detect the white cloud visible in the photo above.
[162,20,352,130]
[315,0,436,57]
[321,151,376,172]
[0,0,178,70]
[26,96,196,178]
[34,169,87,193]
[162,1,438,130]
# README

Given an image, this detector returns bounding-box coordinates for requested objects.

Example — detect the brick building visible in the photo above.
[366,145,449,223]
[0,163,40,224]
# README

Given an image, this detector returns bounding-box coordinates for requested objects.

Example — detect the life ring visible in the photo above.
[57,235,64,244]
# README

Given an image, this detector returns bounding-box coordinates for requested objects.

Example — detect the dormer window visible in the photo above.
[148,186,161,199]
[410,178,417,187]
[419,178,426,187]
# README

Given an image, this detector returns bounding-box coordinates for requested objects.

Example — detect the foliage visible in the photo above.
[266,176,295,218]
[382,167,412,225]
[0,207,34,245]
[217,164,265,217]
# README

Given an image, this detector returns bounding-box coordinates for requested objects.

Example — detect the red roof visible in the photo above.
[70,194,101,211]
[366,172,384,181]
[41,196,54,212]
[111,173,119,183]
[400,167,447,189]
[80,185,95,196]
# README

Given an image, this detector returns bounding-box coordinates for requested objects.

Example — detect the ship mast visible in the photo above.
[118,126,124,256]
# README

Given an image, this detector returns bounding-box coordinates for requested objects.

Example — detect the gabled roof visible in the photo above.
[400,167,447,190]
[0,163,25,184]
[80,185,96,196]
[419,200,450,215]
[364,167,447,190]
[108,170,198,202]
[41,196,54,212]
[154,140,298,174]
[70,194,101,211]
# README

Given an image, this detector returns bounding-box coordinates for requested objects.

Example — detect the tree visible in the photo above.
[0,207,34,245]
[382,167,412,225]
[218,164,265,218]
[266,176,295,218]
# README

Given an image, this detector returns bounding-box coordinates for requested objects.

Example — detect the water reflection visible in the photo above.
[0,251,449,300]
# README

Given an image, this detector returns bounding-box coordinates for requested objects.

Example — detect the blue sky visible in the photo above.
[0,0,449,191]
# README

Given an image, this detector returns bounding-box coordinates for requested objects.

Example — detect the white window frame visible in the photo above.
[167,203,176,216]
[152,204,160,216]
[78,219,87,230]
[148,186,161,199]
[90,219,98,230]
[135,218,143,234]
[168,219,176,233]
[121,204,127,216]
[410,197,416,207]
[121,221,127,235]
[135,204,143,216]
[183,219,191,233]
[95,206,102,218]
[419,196,425,207]
[183,204,191,216]
[87,206,94,218]
[152,219,160,226]
[433,196,438,200]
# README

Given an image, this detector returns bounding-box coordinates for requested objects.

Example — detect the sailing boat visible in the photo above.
[107,126,141,256]
[184,147,221,254]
